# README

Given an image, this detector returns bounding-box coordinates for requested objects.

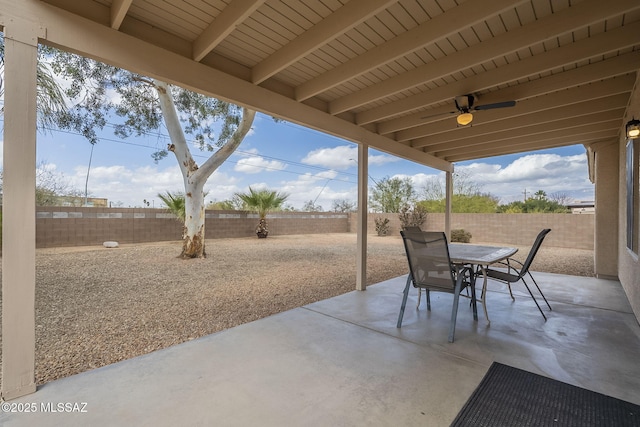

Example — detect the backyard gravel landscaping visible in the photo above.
[0,233,594,385]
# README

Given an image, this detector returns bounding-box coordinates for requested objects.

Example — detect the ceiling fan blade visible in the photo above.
[473,100,516,111]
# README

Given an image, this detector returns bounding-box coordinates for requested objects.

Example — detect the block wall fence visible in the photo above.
[34,207,349,248]
[356,213,595,250]
[31,207,594,250]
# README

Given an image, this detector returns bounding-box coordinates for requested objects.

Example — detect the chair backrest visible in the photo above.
[400,230,455,291]
[402,226,422,233]
[519,229,551,277]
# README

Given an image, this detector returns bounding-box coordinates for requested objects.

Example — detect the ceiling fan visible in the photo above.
[423,95,516,126]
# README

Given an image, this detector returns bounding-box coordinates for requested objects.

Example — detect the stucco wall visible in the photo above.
[594,141,620,278]
[353,212,594,250]
[618,73,640,322]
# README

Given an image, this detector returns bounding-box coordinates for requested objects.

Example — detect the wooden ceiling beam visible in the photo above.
[193,0,265,62]
[403,81,633,144]
[329,0,639,115]
[294,0,522,101]
[356,24,640,125]
[377,52,640,135]
[251,0,395,84]
[444,132,618,162]
[110,0,132,30]
[423,108,624,157]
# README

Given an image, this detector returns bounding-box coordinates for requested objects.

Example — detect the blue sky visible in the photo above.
[23,111,594,209]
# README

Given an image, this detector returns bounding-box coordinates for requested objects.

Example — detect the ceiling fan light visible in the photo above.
[626,118,640,139]
[457,112,473,126]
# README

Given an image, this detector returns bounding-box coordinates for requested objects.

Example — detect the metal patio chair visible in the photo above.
[398,230,477,343]
[485,228,553,320]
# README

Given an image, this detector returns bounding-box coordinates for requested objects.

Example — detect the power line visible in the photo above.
[1,118,359,184]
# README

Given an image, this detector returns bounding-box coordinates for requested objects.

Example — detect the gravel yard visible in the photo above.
[0,233,594,386]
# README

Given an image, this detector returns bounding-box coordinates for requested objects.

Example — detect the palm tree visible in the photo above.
[158,191,186,222]
[236,187,289,238]
[0,36,68,130]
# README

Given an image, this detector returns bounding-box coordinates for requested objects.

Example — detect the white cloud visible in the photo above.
[390,172,439,188]
[379,153,593,205]
[277,171,355,210]
[454,153,593,203]
[234,149,286,174]
[60,163,239,207]
[234,156,286,174]
[302,145,398,170]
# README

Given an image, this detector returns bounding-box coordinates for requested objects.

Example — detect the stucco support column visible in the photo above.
[356,144,368,291]
[593,141,619,279]
[1,19,42,400]
[445,169,453,239]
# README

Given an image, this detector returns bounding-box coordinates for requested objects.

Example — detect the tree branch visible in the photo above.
[197,107,256,180]
[153,79,197,177]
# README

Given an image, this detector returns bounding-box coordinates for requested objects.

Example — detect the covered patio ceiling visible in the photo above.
[34,0,640,171]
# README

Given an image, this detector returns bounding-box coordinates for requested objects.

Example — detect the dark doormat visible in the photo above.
[450,362,640,427]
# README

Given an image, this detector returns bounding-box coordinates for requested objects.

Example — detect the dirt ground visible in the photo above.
[0,233,594,385]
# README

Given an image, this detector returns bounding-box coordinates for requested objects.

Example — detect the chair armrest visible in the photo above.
[506,258,525,268]
[489,259,522,276]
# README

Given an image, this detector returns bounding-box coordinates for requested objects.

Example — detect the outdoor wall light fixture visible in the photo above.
[626,118,640,139]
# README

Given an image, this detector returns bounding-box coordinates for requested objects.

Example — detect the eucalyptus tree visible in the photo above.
[34,48,255,258]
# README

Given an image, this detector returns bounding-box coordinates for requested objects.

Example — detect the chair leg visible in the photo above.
[448,276,465,343]
[469,272,478,321]
[426,289,431,310]
[528,271,552,310]
[520,277,547,321]
[417,288,421,309]
[397,274,412,328]
[507,283,515,300]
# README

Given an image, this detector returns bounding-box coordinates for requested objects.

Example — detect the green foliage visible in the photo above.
[417,194,498,213]
[419,170,499,213]
[42,47,244,158]
[451,229,472,243]
[398,204,428,229]
[0,36,68,131]
[158,191,186,222]
[207,196,244,210]
[369,176,416,213]
[497,190,570,213]
[235,187,289,219]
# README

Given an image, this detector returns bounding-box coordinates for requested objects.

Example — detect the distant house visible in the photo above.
[567,201,595,214]
[54,196,109,207]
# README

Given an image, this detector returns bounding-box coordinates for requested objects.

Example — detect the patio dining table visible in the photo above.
[448,243,518,324]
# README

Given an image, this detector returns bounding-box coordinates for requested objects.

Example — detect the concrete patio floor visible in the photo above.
[2,271,639,426]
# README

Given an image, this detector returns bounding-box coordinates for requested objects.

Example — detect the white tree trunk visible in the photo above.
[154,80,256,258]
[183,178,206,257]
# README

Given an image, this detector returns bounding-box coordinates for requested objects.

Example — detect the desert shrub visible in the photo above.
[374,217,390,236]
[398,204,427,230]
[451,229,472,243]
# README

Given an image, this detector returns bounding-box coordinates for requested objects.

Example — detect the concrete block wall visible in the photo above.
[34,207,350,248]
[204,212,350,238]
[353,212,594,250]
[36,208,183,247]
[32,207,594,250]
